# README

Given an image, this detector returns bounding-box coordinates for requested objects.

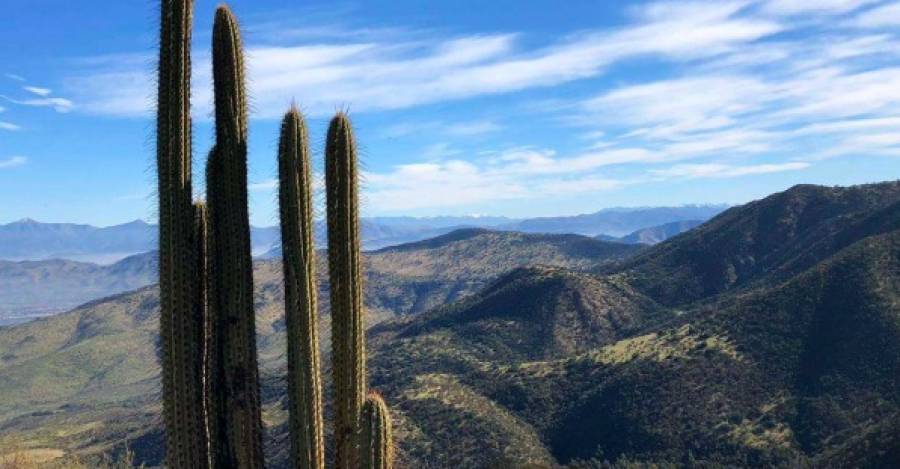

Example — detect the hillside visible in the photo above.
[615,182,900,305]
[360,182,900,467]
[0,253,158,323]
[0,182,897,467]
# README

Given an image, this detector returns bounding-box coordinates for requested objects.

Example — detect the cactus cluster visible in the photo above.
[156,1,394,468]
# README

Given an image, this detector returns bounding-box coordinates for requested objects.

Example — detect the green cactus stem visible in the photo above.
[360,392,394,469]
[157,0,209,467]
[325,112,367,469]
[278,107,326,469]
[205,5,264,468]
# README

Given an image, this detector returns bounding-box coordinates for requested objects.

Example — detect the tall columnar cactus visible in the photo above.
[278,108,326,469]
[157,0,209,467]
[205,5,265,468]
[360,393,394,469]
[326,113,367,469]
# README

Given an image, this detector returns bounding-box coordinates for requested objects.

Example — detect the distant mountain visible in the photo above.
[0,251,157,324]
[504,204,727,237]
[618,219,705,244]
[0,206,724,262]
[0,219,156,263]
[593,219,705,245]
[0,229,639,325]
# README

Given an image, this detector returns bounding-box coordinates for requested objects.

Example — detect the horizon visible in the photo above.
[3,0,900,226]
[0,201,733,228]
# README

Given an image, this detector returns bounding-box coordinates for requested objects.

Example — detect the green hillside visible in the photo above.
[1,182,898,467]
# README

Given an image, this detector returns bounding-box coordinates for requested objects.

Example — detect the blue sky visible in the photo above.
[2,0,900,226]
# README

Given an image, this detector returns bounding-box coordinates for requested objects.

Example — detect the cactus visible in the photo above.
[360,393,394,469]
[155,1,398,465]
[205,5,265,468]
[157,0,209,467]
[325,112,367,469]
[278,107,326,469]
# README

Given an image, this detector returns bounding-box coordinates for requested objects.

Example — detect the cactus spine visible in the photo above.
[157,0,210,467]
[205,5,265,468]
[325,113,367,469]
[360,393,394,469]
[278,108,326,469]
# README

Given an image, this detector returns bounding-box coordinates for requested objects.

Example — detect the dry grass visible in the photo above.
[0,446,139,469]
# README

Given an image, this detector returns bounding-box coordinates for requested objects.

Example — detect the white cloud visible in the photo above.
[1,95,73,113]
[853,1,900,27]
[0,121,21,131]
[364,146,646,211]
[651,162,810,179]
[761,0,879,16]
[4,73,25,82]
[445,120,503,136]
[0,156,27,169]
[583,75,772,133]
[420,142,461,160]
[23,86,52,97]
[248,179,278,192]
[382,119,502,138]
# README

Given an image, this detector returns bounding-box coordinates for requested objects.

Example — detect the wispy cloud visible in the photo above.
[0,121,22,131]
[445,120,503,136]
[23,86,52,97]
[364,145,640,211]
[4,73,25,82]
[760,0,880,16]
[1,95,74,113]
[0,156,27,169]
[67,1,780,118]
[852,1,900,28]
[650,162,810,179]
[248,179,278,192]
[39,0,900,215]
[382,119,503,139]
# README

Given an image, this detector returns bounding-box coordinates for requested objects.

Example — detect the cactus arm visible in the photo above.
[279,107,326,469]
[360,393,394,469]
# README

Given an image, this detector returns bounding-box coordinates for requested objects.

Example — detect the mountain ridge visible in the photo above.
[0,205,726,263]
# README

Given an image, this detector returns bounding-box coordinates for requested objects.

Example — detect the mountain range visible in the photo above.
[0,205,725,264]
[0,183,896,467]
